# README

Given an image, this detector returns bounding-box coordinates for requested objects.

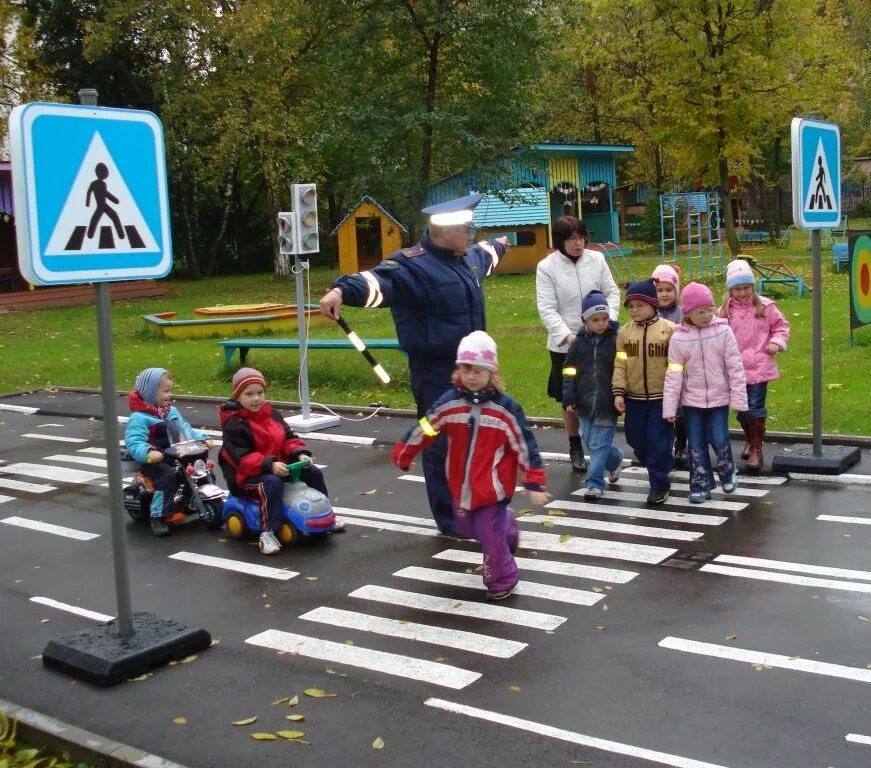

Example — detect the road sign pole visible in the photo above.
[810,229,823,458]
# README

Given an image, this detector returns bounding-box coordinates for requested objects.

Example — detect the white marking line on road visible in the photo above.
[245,629,481,689]
[548,499,727,526]
[0,495,14,504]
[846,733,871,746]
[433,549,638,584]
[298,430,376,446]
[714,554,871,583]
[400,473,522,492]
[299,606,526,658]
[78,447,107,455]
[339,516,441,537]
[1,516,99,541]
[35,423,64,428]
[425,698,732,768]
[335,506,436,527]
[622,465,786,485]
[350,585,565,631]
[602,475,769,498]
[701,564,871,595]
[659,636,871,684]
[540,451,633,467]
[395,565,605,607]
[30,597,113,622]
[0,478,56,493]
[585,488,746,512]
[790,472,871,485]
[519,514,703,542]
[0,404,39,414]
[0,462,104,484]
[169,551,298,581]
[22,433,86,443]
[44,454,107,468]
[818,515,871,526]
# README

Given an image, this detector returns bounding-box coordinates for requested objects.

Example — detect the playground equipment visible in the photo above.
[587,241,634,281]
[142,304,323,339]
[659,192,725,279]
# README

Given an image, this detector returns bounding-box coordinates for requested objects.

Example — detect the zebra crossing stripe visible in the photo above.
[547,499,727,526]
[597,489,746,512]
[44,454,107,468]
[1,516,99,540]
[425,698,732,768]
[518,529,675,564]
[299,606,527,658]
[169,551,298,581]
[350,585,566,631]
[0,404,39,414]
[597,476,769,498]
[517,514,704,542]
[0,495,14,505]
[846,733,871,745]
[30,596,113,622]
[78,447,107,455]
[700,564,871,594]
[0,462,104,484]
[659,636,871,684]
[0,477,56,493]
[622,466,786,485]
[245,629,481,689]
[433,549,638,584]
[713,554,871,582]
[817,514,871,526]
[394,566,606,606]
[339,516,441,537]
[334,506,436,527]
[22,434,86,443]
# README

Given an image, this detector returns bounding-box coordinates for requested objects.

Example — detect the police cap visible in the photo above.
[421,193,482,226]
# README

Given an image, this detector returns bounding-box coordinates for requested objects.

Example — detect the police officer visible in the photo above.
[319,194,510,534]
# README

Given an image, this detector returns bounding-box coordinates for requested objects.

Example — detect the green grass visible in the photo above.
[1,238,870,436]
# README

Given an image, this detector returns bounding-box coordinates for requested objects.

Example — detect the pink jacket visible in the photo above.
[722,296,790,384]
[663,317,748,419]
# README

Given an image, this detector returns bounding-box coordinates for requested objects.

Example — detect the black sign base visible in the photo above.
[771,444,861,475]
[42,611,211,687]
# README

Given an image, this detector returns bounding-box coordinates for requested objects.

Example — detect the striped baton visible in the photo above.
[335,316,391,384]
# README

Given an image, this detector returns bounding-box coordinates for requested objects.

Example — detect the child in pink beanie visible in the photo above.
[652,264,682,323]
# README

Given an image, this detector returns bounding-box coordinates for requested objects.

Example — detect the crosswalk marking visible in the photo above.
[0,477,56,493]
[0,404,39,414]
[43,454,107,468]
[622,465,786,485]
[245,629,481,689]
[517,514,704,542]
[584,488,746,512]
[394,566,606,606]
[700,563,871,594]
[433,549,638,584]
[299,606,527,658]
[846,733,871,746]
[350,585,566,631]
[22,433,86,443]
[0,495,14,505]
[601,476,769,498]
[547,499,727,526]
[425,698,732,768]
[399,473,523,492]
[714,554,871,582]
[659,636,871,684]
[340,516,441,537]
[0,462,104,484]
[78,447,107,455]
[817,514,871,526]
[30,596,113,622]
[1,516,99,540]
[168,551,298,581]
[335,506,436,527]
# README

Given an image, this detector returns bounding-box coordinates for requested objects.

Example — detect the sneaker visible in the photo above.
[486,583,518,601]
[689,491,711,504]
[259,530,281,555]
[722,476,739,494]
[569,447,588,472]
[646,490,669,505]
[607,467,621,484]
[584,487,603,500]
[150,517,170,537]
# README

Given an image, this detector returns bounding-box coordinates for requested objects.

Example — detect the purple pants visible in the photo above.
[454,503,518,592]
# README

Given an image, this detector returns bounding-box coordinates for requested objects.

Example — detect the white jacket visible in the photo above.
[535,248,621,352]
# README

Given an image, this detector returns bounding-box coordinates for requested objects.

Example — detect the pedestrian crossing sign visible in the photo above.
[790,117,841,230]
[9,102,172,285]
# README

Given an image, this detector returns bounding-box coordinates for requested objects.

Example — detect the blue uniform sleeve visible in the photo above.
[465,239,505,278]
[333,258,403,309]
[124,414,152,464]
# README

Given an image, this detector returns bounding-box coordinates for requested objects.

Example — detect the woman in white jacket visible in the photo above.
[535,216,621,471]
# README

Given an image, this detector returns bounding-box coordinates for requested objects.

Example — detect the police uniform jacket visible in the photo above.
[612,316,676,401]
[333,234,505,365]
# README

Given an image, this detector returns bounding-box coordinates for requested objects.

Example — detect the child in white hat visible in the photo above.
[392,331,550,600]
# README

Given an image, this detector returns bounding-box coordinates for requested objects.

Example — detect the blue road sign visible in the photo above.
[791,117,841,230]
[9,102,172,285]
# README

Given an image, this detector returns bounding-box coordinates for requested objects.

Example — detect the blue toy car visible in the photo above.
[221,460,336,545]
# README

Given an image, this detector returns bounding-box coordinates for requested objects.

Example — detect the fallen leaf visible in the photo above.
[180,654,197,664]
[602,604,608,611]
[858,615,869,622]
[547,510,566,516]
[305,576,319,582]
[173,716,187,725]
[276,730,306,740]
[325,668,347,677]
[594,625,606,631]
[592,586,603,593]
[826,383,843,390]
[288,695,299,707]
[372,737,385,750]
[559,533,573,543]
[359,488,377,495]
[541,519,555,528]
[233,717,258,726]
[40,619,50,624]
[761,501,774,507]
[303,688,337,698]
[250,733,278,741]
[508,685,522,692]
[452,602,463,609]
[725,634,737,641]
[271,697,289,705]
[128,673,150,682]
[517,508,535,516]
[344,640,355,646]
[286,715,305,722]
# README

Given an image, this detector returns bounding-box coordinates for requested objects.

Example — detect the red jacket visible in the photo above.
[218,401,309,492]
[392,387,546,511]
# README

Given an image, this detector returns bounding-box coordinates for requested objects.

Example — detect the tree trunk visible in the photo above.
[420,30,441,194]
[203,167,236,276]
[180,182,203,280]
[719,155,739,256]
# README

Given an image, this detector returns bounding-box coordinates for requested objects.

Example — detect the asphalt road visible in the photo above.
[0,391,869,768]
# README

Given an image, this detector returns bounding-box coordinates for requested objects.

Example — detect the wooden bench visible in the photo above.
[219,337,402,366]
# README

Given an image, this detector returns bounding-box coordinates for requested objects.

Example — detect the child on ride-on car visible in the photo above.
[219,367,330,555]
[124,367,208,537]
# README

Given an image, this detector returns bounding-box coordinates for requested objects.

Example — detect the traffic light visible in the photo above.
[291,183,319,254]
[277,212,295,255]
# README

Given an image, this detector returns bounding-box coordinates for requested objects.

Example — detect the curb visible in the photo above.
[0,697,191,768]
